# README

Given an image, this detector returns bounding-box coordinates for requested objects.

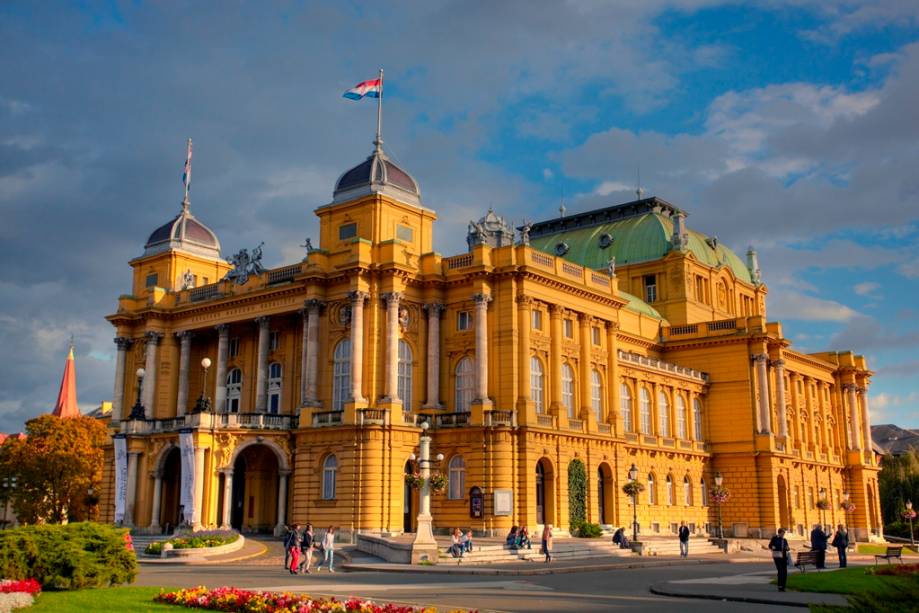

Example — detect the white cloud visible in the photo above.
[767,290,857,322]
[853,281,880,296]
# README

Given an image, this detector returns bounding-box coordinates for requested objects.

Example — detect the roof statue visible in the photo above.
[224,242,266,285]
[52,345,81,418]
[467,207,514,251]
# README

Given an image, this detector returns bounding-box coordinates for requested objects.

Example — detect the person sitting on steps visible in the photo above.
[517,526,532,549]
[506,526,519,549]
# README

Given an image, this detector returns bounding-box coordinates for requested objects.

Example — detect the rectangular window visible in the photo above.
[532,310,542,330]
[145,273,158,288]
[457,311,471,331]
[591,326,601,345]
[644,275,657,303]
[396,224,414,242]
[229,338,240,358]
[563,319,573,338]
[807,486,815,509]
[338,222,357,240]
[269,331,280,352]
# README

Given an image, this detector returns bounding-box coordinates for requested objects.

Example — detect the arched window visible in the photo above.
[676,394,687,439]
[531,357,545,414]
[648,473,656,505]
[267,362,282,414]
[620,383,633,432]
[398,340,413,410]
[322,454,338,500]
[226,368,242,413]
[658,390,671,437]
[454,357,475,413]
[639,388,652,434]
[666,474,674,505]
[683,475,692,506]
[700,478,707,507]
[561,363,575,418]
[693,398,703,441]
[448,456,466,500]
[332,339,351,412]
[591,369,602,423]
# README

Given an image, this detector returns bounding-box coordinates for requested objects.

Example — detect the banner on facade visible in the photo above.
[113,435,128,524]
[179,429,197,525]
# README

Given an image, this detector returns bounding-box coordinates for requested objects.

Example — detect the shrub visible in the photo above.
[143,530,239,555]
[572,521,603,538]
[0,522,136,590]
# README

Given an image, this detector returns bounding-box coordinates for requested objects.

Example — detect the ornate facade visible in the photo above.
[99,140,882,542]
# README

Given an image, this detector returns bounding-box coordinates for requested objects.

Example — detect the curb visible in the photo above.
[139,541,269,565]
[341,558,720,576]
[648,582,845,609]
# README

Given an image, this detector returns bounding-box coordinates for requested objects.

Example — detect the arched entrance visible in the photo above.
[403,460,416,533]
[160,447,181,533]
[777,475,791,530]
[230,444,280,532]
[536,458,555,526]
[598,464,614,525]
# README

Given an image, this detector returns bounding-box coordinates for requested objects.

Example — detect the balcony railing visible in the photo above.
[444,253,473,269]
[435,412,470,428]
[537,414,554,428]
[359,408,387,425]
[487,410,515,427]
[130,411,297,433]
[597,423,612,434]
[312,410,343,427]
[189,284,221,302]
[267,264,301,285]
[618,350,708,382]
[568,418,584,431]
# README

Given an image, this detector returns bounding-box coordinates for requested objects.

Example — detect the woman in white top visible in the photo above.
[318,526,336,572]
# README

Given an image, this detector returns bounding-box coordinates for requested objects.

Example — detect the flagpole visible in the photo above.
[375,68,384,152]
[183,137,192,210]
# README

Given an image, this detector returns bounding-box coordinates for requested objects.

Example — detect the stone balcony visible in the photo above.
[120,411,298,434]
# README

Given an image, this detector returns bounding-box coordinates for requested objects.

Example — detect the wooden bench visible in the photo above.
[874,546,903,565]
[794,550,820,573]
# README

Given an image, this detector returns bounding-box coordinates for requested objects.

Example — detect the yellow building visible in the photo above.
[99,139,883,544]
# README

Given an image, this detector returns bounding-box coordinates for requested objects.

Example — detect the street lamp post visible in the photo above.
[128,368,146,420]
[410,422,443,564]
[192,358,212,413]
[842,490,849,529]
[715,471,724,540]
[628,463,639,543]
[908,500,915,546]
[85,486,98,522]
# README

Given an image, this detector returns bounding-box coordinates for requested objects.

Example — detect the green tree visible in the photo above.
[0,415,107,524]
[568,458,587,527]
[878,449,919,537]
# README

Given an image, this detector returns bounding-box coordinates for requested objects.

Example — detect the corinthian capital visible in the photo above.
[752,353,768,364]
[114,337,133,350]
[424,302,446,315]
[381,292,403,306]
[472,292,492,305]
[348,290,368,304]
[144,331,163,345]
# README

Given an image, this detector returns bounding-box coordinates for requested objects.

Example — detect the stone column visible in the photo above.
[382,292,403,402]
[214,324,230,412]
[175,331,193,417]
[349,291,368,402]
[423,303,445,408]
[549,305,563,413]
[220,470,233,529]
[606,322,621,432]
[804,376,815,449]
[859,386,872,454]
[472,293,492,403]
[846,384,862,450]
[578,314,593,421]
[149,471,163,531]
[773,359,788,439]
[275,470,290,534]
[516,297,532,406]
[142,332,163,419]
[193,447,206,528]
[111,337,132,423]
[254,316,270,412]
[125,451,139,527]
[304,300,323,405]
[753,353,770,434]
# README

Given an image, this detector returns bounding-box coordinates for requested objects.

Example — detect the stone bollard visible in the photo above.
[161,542,173,559]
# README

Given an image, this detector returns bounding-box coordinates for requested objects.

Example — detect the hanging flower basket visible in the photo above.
[903,509,917,521]
[622,481,645,497]
[839,501,856,513]
[710,484,730,505]
[404,472,424,489]
[816,498,830,511]
[428,472,447,494]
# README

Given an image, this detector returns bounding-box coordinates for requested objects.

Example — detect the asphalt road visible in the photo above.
[137,560,793,612]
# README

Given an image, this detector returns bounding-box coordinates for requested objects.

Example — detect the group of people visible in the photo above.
[449,528,475,558]
[504,526,533,550]
[283,524,337,574]
[769,523,850,592]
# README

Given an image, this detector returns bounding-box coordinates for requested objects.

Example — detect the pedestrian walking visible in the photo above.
[810,524,829,569]
[830,524,848,568]
[317,526,336,573]
[769,528,790,592]
[299,524,315,574]
[678,521,690,558]
[285,524,301,575]
[282,524,295,570]
[541,524,553,563]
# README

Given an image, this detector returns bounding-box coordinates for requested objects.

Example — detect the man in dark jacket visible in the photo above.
[830,524,848,568]
[810,524,829,569]
[769,528,790,591]
[678,521,690,558]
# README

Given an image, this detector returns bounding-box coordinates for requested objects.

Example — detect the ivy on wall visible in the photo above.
[568,458,587,526]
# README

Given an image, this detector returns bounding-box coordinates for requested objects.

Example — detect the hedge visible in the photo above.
[0,522,137,590]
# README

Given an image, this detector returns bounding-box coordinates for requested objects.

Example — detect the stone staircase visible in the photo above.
[638,536,725,556]
[436,537,634,565]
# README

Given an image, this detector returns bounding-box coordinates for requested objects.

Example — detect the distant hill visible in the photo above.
[872,424,919,456]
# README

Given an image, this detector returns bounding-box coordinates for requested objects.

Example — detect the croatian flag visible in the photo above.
[343,78,381,100]
[182,138,192,191]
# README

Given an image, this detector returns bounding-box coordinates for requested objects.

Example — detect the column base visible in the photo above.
[410,513,439,564]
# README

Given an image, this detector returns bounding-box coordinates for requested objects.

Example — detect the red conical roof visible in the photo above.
[52,347,81,418]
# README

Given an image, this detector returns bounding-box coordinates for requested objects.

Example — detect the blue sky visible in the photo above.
[1,1,917,431]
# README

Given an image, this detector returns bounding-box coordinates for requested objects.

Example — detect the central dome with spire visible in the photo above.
[332,144,421,206]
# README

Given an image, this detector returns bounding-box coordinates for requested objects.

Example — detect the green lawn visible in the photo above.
[30,587,178,612]
[787,566,914,594]
[856,543,918,555]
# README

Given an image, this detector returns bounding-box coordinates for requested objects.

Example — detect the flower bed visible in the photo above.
[0,578,41,612]
[154,586,475,613]
[145,530,240,555]
[871,563,919,577]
